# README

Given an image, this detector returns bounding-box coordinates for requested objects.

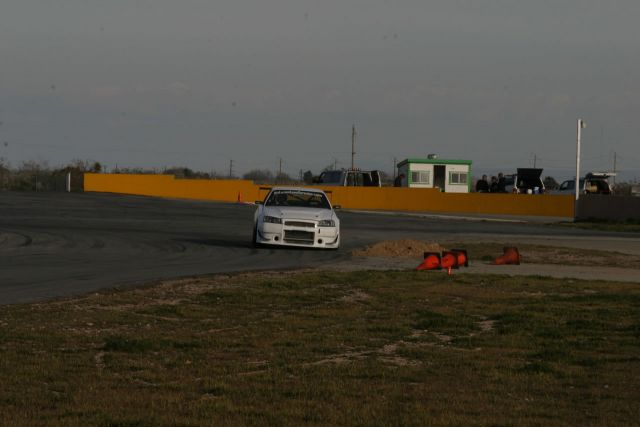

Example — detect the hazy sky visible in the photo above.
[1,0,640,180]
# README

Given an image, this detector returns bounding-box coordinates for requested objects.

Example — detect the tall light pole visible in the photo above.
[351,125,356,170]
[575,119,586,201]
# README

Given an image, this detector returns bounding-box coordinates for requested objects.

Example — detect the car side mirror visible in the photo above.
[255,200,263,205]
[333,205,341,210]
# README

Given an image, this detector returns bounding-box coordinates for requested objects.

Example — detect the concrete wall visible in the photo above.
[84,173,575,218]
[576,195,640,221]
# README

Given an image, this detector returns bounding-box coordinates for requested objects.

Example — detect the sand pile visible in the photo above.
[352,239,447,258]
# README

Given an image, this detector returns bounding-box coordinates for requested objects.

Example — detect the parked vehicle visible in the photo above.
[253,187,340,249]
[504,168,545,194]
[316,169,382,187]
[553,172,614,195]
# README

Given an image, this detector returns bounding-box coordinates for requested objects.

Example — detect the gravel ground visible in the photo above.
[326,238,640,283]
[325,256,640,283]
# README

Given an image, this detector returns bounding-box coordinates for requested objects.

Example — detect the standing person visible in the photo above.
[497,172,507,193]
[489,176,499,193]
[475,174,489,192]
[394,173,405,187]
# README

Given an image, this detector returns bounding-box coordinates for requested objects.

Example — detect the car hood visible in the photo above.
[263,206,335,221]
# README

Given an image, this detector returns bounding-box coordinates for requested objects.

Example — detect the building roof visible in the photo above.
[397,158,472,167]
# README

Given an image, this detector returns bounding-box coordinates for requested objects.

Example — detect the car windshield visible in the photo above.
[560,180,578,190]
[265,190,331,209]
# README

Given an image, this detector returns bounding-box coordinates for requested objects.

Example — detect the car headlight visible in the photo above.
[263,215,282,224]
[318,219,335,227]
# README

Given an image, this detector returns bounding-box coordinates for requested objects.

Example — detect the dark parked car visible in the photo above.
[504,168,545,194]
[315,169,382,187]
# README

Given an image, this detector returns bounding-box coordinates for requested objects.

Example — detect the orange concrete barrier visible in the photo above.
[84,173,261,203]
[84,173,575,218]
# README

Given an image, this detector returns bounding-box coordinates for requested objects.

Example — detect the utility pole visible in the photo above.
[332,157,338,170]
[393,157,397,179]
[575,119,586,201]
[351,124,356,170]
[229,159,234,178]
[613,151,617,187]
[278,157,282,176]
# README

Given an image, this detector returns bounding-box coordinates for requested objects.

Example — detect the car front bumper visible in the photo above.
[257,222,340,248]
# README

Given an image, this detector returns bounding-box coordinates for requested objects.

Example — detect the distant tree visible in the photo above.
[243,169,273,184]
[322,164,342,172]
[116,167,157,174]
[378,171,394,186]
[302,170,314,184]
[611,181,632,196]
[165,167,195,178]
[68,159,91,172]
[0,157,9,190]
[91,162,103,173]
[11,160,51,191]
[163,167,210,179]
[543,176,559,190]
[20,160,49,173]
[275,172,294,184]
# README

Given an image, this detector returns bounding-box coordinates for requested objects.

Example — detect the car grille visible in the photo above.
[284,230,315,244]
[284,221,315,228]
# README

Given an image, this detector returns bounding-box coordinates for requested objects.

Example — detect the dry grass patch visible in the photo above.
[0,271,639,426]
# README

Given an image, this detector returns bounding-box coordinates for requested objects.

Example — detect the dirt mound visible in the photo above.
[353,239,446,258]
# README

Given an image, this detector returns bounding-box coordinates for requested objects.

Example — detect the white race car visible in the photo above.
[253,187,340,249]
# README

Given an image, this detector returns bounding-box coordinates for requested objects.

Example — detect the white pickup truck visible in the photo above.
[553,172,615,195]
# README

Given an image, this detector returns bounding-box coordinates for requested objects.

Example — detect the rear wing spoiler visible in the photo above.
[259,186,331,194]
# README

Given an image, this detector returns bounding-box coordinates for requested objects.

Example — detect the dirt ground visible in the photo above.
[352,239,447,258]
[343,239,640,283]
[352,239,640,268]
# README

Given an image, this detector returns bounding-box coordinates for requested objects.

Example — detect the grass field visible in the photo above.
[1,270,639,426]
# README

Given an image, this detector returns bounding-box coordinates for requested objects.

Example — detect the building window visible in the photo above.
[411,171,430,184]
[449,172,468,185]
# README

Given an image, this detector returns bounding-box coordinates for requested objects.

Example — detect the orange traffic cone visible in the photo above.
[441,252,457,275]
[492,246,520,265]
[451,249,469,267]
[417,252,441,271]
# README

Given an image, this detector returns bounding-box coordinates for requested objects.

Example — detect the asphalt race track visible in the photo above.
[1,192,639,304]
